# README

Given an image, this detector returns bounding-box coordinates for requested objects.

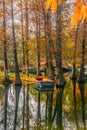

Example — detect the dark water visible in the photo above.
[0,79,87,130]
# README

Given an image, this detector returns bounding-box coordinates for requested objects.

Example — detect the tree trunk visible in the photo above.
[3,0,9,82]
[46,11,54,79]
[55,4,65,87]
[72,25,79,80]
[11,0,22,85]
[42,8,48,76]
[36,13,41,76]
[25,0,29,76]
[78,20,86,82]
[20,0,25,73]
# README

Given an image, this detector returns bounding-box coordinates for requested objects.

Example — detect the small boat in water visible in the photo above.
[35,79,55,91]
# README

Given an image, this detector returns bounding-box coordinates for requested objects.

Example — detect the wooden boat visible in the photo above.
[35,79,55,91]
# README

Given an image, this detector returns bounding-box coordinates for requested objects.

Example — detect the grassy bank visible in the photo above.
[0,72,36,84]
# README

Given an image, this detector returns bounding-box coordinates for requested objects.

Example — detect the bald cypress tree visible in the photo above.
[11,0,22,85]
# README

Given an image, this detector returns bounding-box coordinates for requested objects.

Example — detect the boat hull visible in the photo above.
[36,80,55,91]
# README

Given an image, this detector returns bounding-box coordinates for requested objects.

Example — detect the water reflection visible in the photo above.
[14,85,22,130]
[22,84,25,129]
[25,84,30,130]
[36,91,54,130]
[72,80,80,130]
[52,88,64,130]
[0,81,87,130]
[36,88,64,130]
[78,83,86,130]
[72,80,87,130]
[4,84,9,130]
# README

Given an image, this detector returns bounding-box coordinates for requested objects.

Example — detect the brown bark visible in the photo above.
[78,20,86,82]
[36,12,41,76]
[42,8,48,76]
[55,4,65,86]
[11,0,22,85]
[46,11,54,79]
[3,0,9,81]
[72,23,80,79]
[25,0,29,76]
[72,25,79,80]
[20,0,25,73]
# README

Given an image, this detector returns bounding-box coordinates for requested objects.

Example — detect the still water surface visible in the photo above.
[0,79,87,130]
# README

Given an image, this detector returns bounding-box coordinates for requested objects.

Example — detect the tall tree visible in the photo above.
[42,7,48,76]
[45,0,65,86]
[46,11,54,79]
[72,24,79,80]
[11,0,22,85]
[71,0,87,82]
[2,0,9,81]
[20,0,25,73]
[42,0,54,78]
[25,0,29,76]
[35,8,41,76]
[78,20,86,82]
[55,3,65,86]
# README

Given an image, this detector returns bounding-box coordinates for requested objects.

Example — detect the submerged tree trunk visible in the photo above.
[20,0,25,73]
[25,0,29,76]
[78,20,86,82]
[3,0,9,81]
[72,25,79,80]
[11,0,22,85]
[55,4,65,87]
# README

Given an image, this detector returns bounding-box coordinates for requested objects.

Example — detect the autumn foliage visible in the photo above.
[71,0,87,27]
[45,0,62,12]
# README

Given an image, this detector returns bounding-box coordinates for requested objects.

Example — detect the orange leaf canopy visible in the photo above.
[71,0,87,27]
[45,0,62,12]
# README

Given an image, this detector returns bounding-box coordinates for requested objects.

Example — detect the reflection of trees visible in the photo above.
[22,84,25,129]
[52,88,64,130]
[37,92,41,129]
[37,92,53,130]
[46,92,53,129]
[72,81,86,130]
[12,84,30,130]
[78,83,86,130]
[72,80,79,130]
[25,84,30,130]
[37,88,64,130]
[14,85,22,130]
[4,84,9,130]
